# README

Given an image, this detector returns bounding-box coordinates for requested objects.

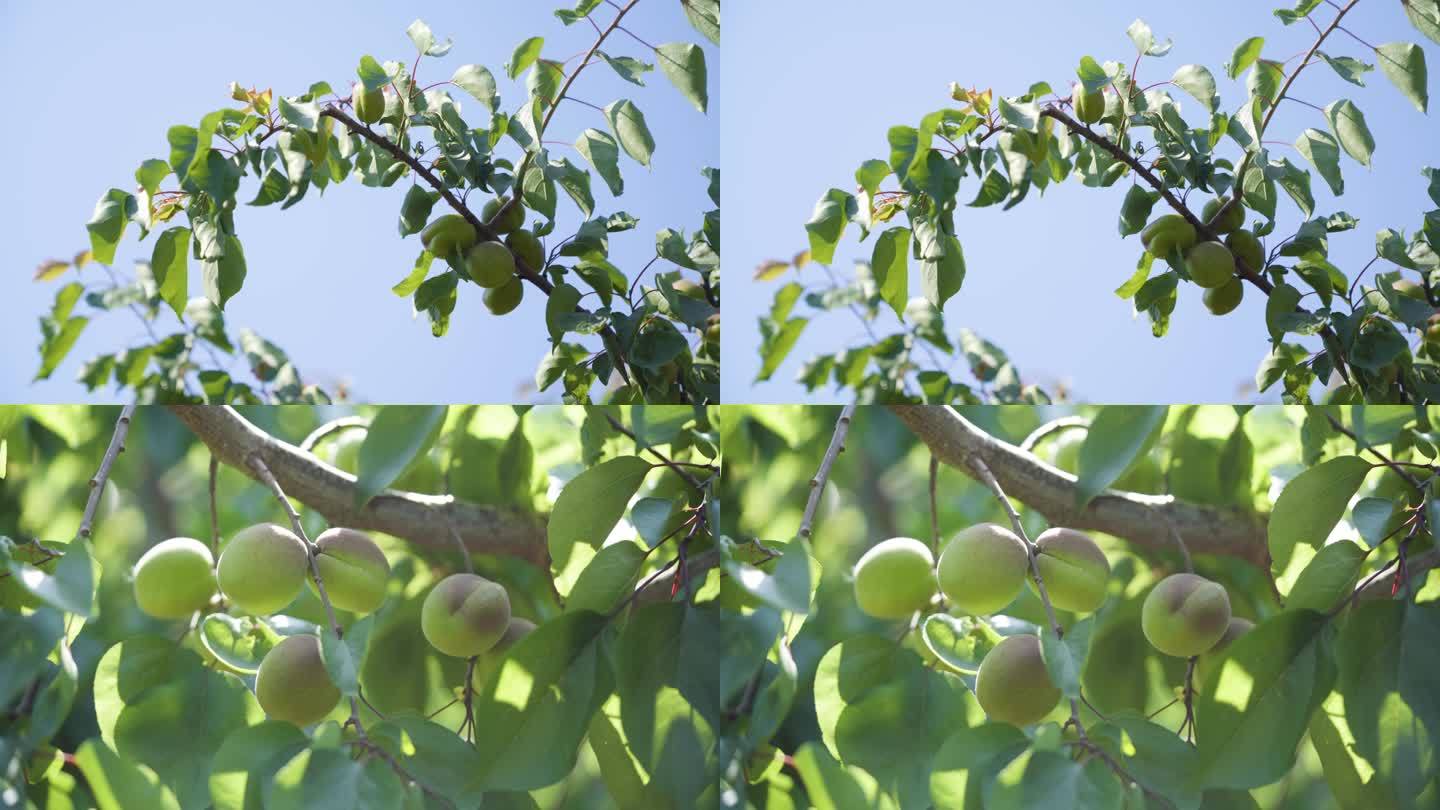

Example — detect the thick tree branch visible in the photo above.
[888,406,1269,566]
[166,406,547,565]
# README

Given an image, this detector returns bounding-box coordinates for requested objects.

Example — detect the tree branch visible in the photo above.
[887,406,1269,566]
[799,404,857,540]
[166,406,547,565]
[77,404,136,541]
[318,106,632,385]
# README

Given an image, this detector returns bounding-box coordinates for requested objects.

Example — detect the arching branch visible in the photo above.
[887,405,1269,566]
[167,406,547,565]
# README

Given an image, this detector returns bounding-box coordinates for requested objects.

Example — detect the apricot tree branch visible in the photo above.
[318,106,632,385]
[1039,106,1351,384]
[77,404,136,541]
[887,406,1269,565]
[798,404,857,541]
[166,406,547,565]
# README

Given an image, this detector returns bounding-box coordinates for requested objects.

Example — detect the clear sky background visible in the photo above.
[0,0,718,404]
[724,1,1439,403]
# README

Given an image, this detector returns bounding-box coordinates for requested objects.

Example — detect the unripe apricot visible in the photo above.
[706,313,720,344]
[1185,241,1235,289]
[468,617,537,687]
[309,528,389,615]
[217,523,309,615]
[421,573,512,658]
[1029,528,1109,614]
[937,523,1029,615]
[1202,198,1245,235]
[505,229,544,271]
[482,198,524,235]
[483,276,524,315]
[1141,573,1232,657]
[1224,230,1264,272]
[352,84,384,125]
[255,635,340,726]
[133,538,217,619]
[1072,85,1104,125]
[465,241,516,288]
[852,537,936,619]
[975,634,1060,726]
[1203,276,1244,315]
[1428,313,1440,344]
[421,214,478,258]
[1140,215,1198,258]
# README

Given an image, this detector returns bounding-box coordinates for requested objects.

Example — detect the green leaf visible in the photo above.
[0,607,64,707]
[1285,540,1366,611]
[1324,99,1375,167]
[451,64,497,115]
[555,0,603,24]
[471,611,612,790]
[564,540,645,614]
[794,741,899,810]
[320,617,372,698]
[1295,128,1345,196]
[656,42,708,113]
[1118,185,1158,237]
[8,540,95,617]
[804,189,857,265]
[722,540,814,615]
[1227,37,1265,79]
[202,235,247,310]
[265,747,404,810]
[547,456,652,567]
[1268,456,1370,573]
[354,406,448,507]
[684,0,720,45]
[1376,42,1428,113]
[1041,618,1093,699]
[576,129,624,196]
[75,739,182,810]
[506,37,544,80]
[150,227,190,321]
[1317,51,1373,86]
[1172,64,1218,112]
[368,716,486,807]
[208,722,310,810]
[871,227,910,320]
[921,234,966,309]
[1075,406,1168,508]
[86,189,137,265]
[757,317,808,382]
[603,99,655,167]
[397,185,437,237]
[198,614,281,674]
[356,54,389,91]
[1193,611,1335,790]
[929,723,1030,809]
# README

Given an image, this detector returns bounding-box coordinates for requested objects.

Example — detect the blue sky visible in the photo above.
[0,0,717,404]
[724,2,1439,403]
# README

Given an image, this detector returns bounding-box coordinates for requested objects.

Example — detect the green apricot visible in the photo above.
[1224,230,1264,272]
[1202,198,1245,235]
[255,635,340,726]
[975,634,1061,726]
[1141,573,1232,657]
[468,617,537,688]
[937,523,1030,615]
[133,537,217,619]
[421,573,512,658]
[852,537,936,619]
[483,276,524,315]
[421,214,479,258]
[505,229,544,271]
[482,198,525,235]
[1196,616,1254,685]
[1029,528,1110,614]
[352,84,384,125]
[1140,215,1198,258]
[1185,241,1235,289]
[309,528,389,615]
[1072,85,1104,125]
[1428,313,1440,344]
[217,523,310,615]
[706,313,720,344]
[465,241,516,288]
[1203,277,1244,315]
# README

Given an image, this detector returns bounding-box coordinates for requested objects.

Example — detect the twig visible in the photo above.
[1179,657,1198,743]
[1325,413,1427,491]
[928,454,941,556]
[76,404,137,541]
[798,404,857,540]
[603,413,706,491]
